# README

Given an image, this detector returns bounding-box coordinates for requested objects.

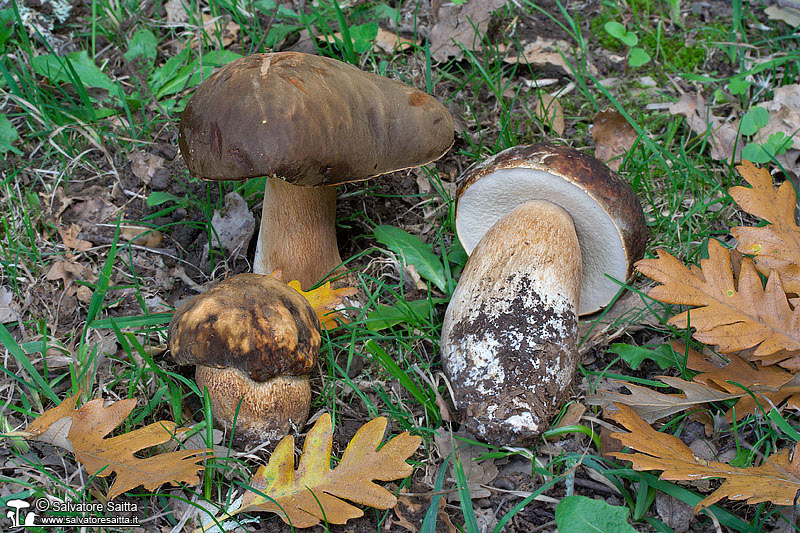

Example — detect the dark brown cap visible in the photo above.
[168,273,320,381]
[179,52,454,184]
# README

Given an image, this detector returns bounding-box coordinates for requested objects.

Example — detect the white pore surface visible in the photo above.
[457,168,627,314]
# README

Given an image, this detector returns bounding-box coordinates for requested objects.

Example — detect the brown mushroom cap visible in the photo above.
[168,273,320,440]
[178,52,455,184]
[168,273,320,382]
[455,143,648,315]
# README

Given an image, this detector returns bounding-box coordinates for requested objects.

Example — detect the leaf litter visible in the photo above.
[11,392,211,499]
[203,413,420,529]
[610,403,800,512]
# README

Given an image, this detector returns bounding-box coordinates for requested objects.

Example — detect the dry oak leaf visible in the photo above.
[587,376,739,423]
[58,223,93,252]
[12,392,211,499]
[636,239,800,363]
[209,413,421,529]
[592,109,638,171]
[270,269,357,329]
[609,403,800,511]
[676,341,800,420]
[534,94,565,136]
[119,225,163,248]
[429,0,506,62]
[668,93,740,161]
[729,161,800,294]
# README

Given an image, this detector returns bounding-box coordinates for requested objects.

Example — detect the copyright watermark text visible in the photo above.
[5,497,141,528]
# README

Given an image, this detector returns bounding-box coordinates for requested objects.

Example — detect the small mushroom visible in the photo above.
[441,143,648,446]
[168,273,320,441]
[179,52,454,289]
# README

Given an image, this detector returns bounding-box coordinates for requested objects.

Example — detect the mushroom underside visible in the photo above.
[456,167,628,316]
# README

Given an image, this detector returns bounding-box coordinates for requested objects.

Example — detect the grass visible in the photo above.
[1,0,799,530]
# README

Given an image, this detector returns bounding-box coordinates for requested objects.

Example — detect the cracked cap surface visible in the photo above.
[168,273,320,381]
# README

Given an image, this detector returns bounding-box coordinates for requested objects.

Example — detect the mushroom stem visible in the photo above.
[253,177,343,289]
[441,200,582,446]
[196,365,311,441]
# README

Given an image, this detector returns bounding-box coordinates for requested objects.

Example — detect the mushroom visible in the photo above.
[440,143,648,446]
[168,273,320,441]
[179,52,454,290]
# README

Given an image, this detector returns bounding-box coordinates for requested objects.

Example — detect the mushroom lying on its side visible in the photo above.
[168,274,320,441]
[441,143,648,446]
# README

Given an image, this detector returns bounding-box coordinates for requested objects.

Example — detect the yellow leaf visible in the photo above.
[730,161,800,294]
[12,393,211,500]
[211,413,421,529]
[609,403,800,512]
[287,280,357,330]
[635,239,800,363]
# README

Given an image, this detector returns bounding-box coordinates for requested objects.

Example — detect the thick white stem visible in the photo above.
[253,178,342,290]
[441,200,582,446]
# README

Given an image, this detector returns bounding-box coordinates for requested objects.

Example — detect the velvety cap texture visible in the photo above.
[179,52,454,184]
[168,273,320,381]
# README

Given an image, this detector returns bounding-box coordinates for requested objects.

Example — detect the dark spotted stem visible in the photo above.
[440,200,582,446]
[253,177,342,290]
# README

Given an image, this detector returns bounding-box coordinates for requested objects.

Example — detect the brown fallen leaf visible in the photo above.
[676,341,800,420]
[429,0,506,62]
[205,191,255,260]
[433,430,498,501]
[129,150,165,185]
[199,13,239,48]
[69,398,210,499]
[609,403,800,512]
[499,37,590,75]
[19,392,79,452]
[46,259,93,297]
[321,27,418,54]
[592,109,638,171]
[164,0,189,24]
[635,239,800,364]
[393,491,456,533]
[9,393,211,499]
[668,93,740,161]
[120,225,163,247]
[729,161,800,294]
[587,376,738,423]
[374,27,419,53]
[0,286,19,324]
[59,223,93,252]
[534,93,565,135]
[766,4,800,27]
[204,413,421,529]
[755,87,800,179]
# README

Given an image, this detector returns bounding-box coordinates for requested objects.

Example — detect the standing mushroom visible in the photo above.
[441,143,648,446]
[169,273,320,441]
[179,52,454,290]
